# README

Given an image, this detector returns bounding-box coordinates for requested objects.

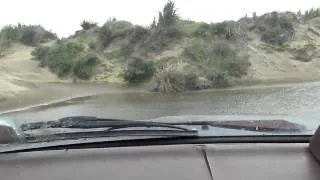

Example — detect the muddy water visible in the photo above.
[1,82,320,128]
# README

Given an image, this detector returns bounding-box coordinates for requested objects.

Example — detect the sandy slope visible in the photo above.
[245,23,320,83]
[2,18,320,101]
[0,44,58,99]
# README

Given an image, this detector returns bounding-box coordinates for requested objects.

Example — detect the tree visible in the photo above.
[151,17,157,29]
[156,0,179,28]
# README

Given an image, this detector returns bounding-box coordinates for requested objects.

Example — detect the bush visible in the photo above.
[209,21,246,40]
[98,25,112,47]
[211,22,228,36]
[128,26,150,44]
[290,44,316,62]
[184,41,250,86]
[255,12,295,45]
[80,20,97,30]
[104,20,133,31]
[163,26,183,38]
[154,62,185,93]
[212,42,250,78]
[0,26,19,41]
[73,54,99,79]
[32,42,100,78]
[0,24,57,46]
[19,26,37,45]
[206,71,229,88]
[31,42,86,77]
[124,57,155,83]
[31,46,50,66]
[154,62,200,93]
[147,25,183,51]
[261,27,288,45]
[191,23,211,37]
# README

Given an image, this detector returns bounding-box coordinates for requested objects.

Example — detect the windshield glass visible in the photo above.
[0,0,320,146]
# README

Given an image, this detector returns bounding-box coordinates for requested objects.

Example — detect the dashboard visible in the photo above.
[1,127,320,180]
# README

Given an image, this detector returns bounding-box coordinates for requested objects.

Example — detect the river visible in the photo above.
[1,81,320,128]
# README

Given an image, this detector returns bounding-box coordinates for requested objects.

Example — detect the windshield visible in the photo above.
[0,0,320,146]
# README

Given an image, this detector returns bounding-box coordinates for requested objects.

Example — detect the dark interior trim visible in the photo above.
[1,135,311,154]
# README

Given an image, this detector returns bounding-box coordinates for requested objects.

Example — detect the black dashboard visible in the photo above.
[1,126,320,180]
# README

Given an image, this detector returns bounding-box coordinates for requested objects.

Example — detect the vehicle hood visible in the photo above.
[147,115,317,136]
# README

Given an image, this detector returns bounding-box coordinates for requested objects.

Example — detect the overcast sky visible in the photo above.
[0,0,319,37]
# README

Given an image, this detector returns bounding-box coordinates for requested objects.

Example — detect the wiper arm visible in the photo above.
[20,116,198,142]
[21,116,196,132]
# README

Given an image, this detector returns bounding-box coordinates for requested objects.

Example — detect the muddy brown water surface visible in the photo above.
[0,82,320,130]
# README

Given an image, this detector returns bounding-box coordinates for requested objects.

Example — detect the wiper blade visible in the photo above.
[21,116,196,132]
[24,129,198,143]
[20,116,198,142]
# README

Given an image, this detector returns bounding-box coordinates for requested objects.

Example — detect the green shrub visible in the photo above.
[191,23,211,37]
[98,25,112,47]
[261,27,287,45]
[154,62,199,93]
[104,20,133,31]
[88,41,96,49]
[0,24,56,46]
[31,46,50,66]
[211,22,228,36]
[80,20,97,30]
[31,42,100,78]
[255,12,294,45]
[73,54,98,79]
[154,62,185,93]
[124,57,155,83]
[290,44,316,62]
[147,25,183,51]
[212,42,250,78]
[212,41,235,57]
[183,42,207,62]
[128,26,150,44]
[0,26,19,41]
[209,72,229,88]
[164,26,183,38]
[19,26,37,45]
[183,72,198,90]
[31,42,85,77]
[184,41,250,86]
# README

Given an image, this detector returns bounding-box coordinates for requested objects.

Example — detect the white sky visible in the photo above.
[0,0,319,37]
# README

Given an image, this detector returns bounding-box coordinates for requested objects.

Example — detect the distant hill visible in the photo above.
[1,1,320,94]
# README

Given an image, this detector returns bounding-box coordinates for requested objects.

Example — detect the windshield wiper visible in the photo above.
[21,116,196,131]
[20,116,198,142]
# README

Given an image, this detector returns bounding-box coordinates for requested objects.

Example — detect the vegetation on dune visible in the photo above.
[252,11,295,45]
[154,60,202,93]
[184,41,250,88]
[80,20,98,30]
[32,42,99,79]
[124,57,155,83]
[0,24,57,46]
[23,1,320,92]
[303,8,320,21]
